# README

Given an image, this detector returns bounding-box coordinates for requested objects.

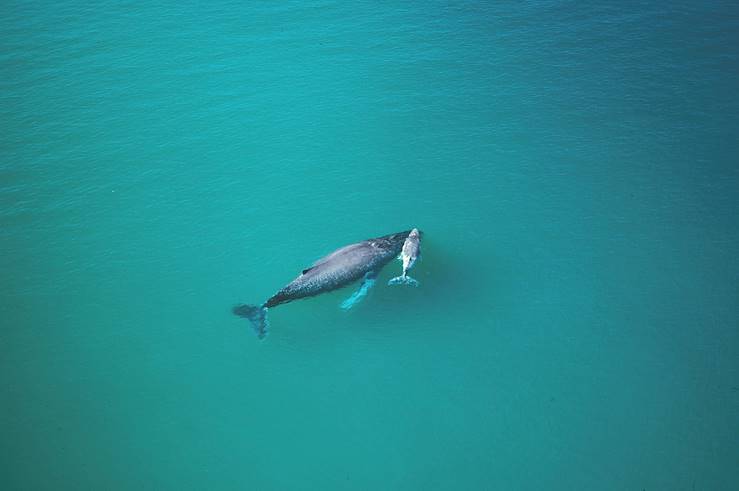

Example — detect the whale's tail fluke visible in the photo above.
[388,275,419,287]
[232,304,269,339]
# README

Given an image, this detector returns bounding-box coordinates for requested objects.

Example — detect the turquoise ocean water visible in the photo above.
[2,1,738,489]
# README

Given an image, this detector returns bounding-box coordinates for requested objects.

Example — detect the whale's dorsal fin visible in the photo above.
[301,267,313,275]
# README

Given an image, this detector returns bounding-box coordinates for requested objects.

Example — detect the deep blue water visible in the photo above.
[2,1,738,489]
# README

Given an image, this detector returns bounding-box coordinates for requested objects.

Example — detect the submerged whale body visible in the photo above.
[233,230,415,339]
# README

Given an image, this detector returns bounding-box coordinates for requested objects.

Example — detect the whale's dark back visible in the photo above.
[265,230,412,308]
[234,230,417,338]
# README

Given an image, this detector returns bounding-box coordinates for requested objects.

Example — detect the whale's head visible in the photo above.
[376,229,422,252]
[409,228,420,238]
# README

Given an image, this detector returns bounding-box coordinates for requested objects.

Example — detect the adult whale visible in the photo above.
[233,230,416,338]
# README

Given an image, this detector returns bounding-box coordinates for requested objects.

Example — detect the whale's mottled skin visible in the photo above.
[233,230,413,338]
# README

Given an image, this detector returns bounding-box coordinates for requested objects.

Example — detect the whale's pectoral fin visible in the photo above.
[340,271,378,310]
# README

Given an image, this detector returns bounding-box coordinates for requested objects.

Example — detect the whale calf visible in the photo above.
[233,230,414,338]
[388,228,421,286]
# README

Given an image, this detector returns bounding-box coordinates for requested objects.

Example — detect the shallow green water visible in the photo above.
[2,1,738,489]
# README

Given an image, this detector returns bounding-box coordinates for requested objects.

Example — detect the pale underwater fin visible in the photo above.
[232,304,269,339]
[341,271,378,310]
[388,275,419,287]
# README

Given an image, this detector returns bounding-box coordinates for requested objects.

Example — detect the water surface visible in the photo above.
[2,1,738,489]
